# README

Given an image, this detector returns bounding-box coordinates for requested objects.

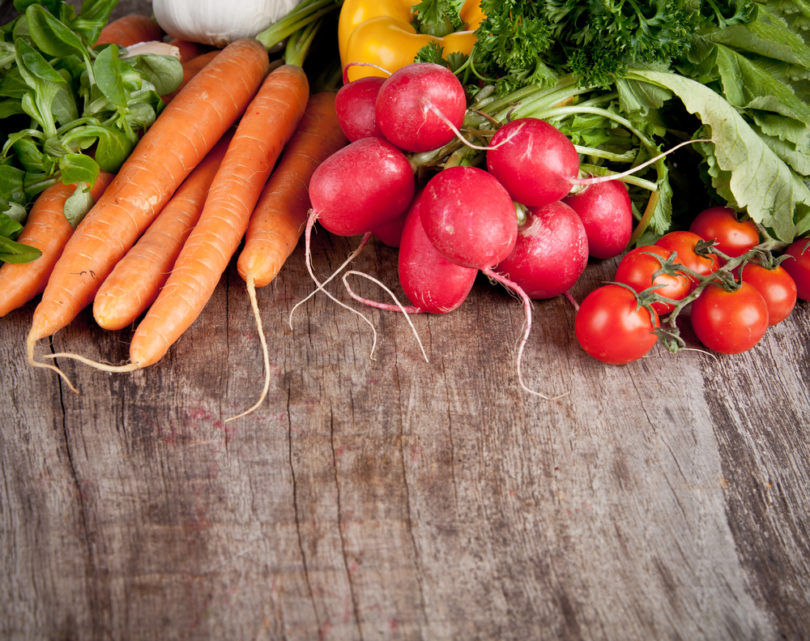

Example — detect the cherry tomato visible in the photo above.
[689,207,759,258]
[575,284,660,364]
[739,262,797,325]
[655,230,721,289]
[614,245,690,314]
[690,282,769,354]
[781,238,810,301]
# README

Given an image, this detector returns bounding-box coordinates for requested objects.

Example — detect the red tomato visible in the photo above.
[781,238,810,301]
[690,282,769,354]
[575,284,660,364]
[689,207,759,258]
[614,245,690,314]
[740,262,797,325]
[655,230,721,288]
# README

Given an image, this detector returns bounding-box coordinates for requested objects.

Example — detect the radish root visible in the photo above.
[482,267,567,401]
[424,101,525,151]
[290,211,379,358]
[342,269,429,363]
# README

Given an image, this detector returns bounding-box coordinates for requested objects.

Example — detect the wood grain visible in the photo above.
[2,2,810,639]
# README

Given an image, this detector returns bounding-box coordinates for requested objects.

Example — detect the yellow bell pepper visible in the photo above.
[338,0,485,82]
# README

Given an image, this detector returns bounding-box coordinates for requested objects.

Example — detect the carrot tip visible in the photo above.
[26,331,79,393]
[226,277,271,423]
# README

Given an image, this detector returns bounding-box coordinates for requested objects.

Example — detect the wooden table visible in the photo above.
[3,3,810,640]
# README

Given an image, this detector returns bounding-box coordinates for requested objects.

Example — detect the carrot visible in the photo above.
[127,63,309,370]
[0,173,114,318]
[229,91,347,421]
[95,14,164,47]
[27,38,270,381]
[92,133,232,331]
[163,50,220,103]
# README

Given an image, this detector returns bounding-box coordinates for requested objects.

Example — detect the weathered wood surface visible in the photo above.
[2,2,810,640]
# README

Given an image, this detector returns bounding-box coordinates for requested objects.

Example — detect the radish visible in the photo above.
[418,165,561,399]
[372,210,408,248]
[419,166,517,269]
[309,136,415,237]
[398,192,477,313]
[486,118,580,207]
[335,76,385,141]
[563,180,633,259]
[375,62,467,153]
[495,201,589,299]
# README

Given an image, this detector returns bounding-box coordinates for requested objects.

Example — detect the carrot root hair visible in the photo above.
[25,331,79,393]
[226,276,271,423]
[42,351,139,374]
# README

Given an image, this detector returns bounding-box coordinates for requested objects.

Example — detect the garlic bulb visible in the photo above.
[153,0,303,47]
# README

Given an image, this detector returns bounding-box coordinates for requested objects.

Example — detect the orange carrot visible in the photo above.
[127,63,310,369]
[163,50,220,102]
[92,134,232,331]
[237,92,347,289]
[27,38,270,371]
[229,91,346,421]
[0,173,114,318]
[95,14,164,47]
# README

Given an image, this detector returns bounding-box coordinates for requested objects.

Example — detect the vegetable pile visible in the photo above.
[1,0,809,410]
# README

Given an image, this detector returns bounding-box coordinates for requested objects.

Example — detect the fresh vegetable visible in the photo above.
[563,180,633,260]
[739,262,798,326]
[574,284,660,365]
[308,136,415,237]
[127,62,309,369]
[689,206,760,259]
[26,37,271,361]
[375,62,467,153]
[334,75,384,141]
[238,91,347,290]
[397,190,477,314]
[781,238,810,301]
[495,200,588,300]
[689,281,769,354]
[486,118,580,208]
[153,0,302,46]
[92,134,231,331]
[163,49,219,101]
[655,231,721,289]
[0,171,113,317]
[614,245,691,315]
[338,0,484,82]
[95,12,164,46]
[419,165,516,270]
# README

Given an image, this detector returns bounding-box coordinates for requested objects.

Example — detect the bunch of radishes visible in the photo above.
[302,62,637,392]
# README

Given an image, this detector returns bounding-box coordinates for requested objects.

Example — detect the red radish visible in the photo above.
[419,165,560,400]
[308,136,415,237]
[495,201,589,299]
[563,180,633,259]
[419,166,517,269]
[486,118,580,207]
[375,62,467,153]
[398,193,477,313]
[372,210,408,247]
[335,76,385,141]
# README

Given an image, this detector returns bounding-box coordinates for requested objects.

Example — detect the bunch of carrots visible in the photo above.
[0,12,347,420]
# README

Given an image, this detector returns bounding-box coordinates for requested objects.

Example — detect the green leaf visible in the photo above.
[0,234,42,264]
[73,0,118,44]
[0,165,26,214]
[62,180,95,228]
[93,44,127,108]
[0,212,24,238]
[58,152,99,185]
[94,126,133,171]
[129,53,184,96]
[25,4,87,60]
[628,69,810,242]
